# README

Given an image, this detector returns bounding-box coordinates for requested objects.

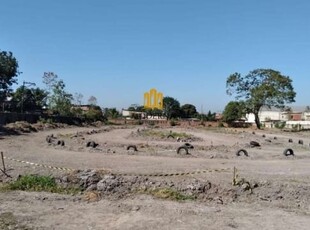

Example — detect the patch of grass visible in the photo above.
[141,130,192,139]
[170,132,192,139]
[0,212,32,230]
[144,188,195,201]
[1,175,80,194]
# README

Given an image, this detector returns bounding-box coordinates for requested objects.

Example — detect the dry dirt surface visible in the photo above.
[0,124,310,230]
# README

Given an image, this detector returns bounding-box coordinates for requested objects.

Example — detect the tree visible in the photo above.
[48,80,73,115]
[163,96,181,120]
[226,69,296,129]
[88,96,97,105]
[103,108,120,119]
[0,50,19,102]
[84,105,105,122]
[206,110,216,121]
[42,72,73,115]
[12,86,48,112]
[180,104,197,118]
[222,101,246,126]
[43,72,58,92]
[74,93,83,105]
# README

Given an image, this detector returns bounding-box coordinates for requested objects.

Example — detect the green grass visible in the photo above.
[1,175,80,194]
[143,188,196,201]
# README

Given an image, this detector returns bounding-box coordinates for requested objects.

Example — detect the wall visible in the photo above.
[0,112,83,126]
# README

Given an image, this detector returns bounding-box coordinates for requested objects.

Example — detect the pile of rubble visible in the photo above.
[56,170,243,203]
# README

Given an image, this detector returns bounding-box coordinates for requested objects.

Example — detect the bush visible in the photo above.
[275,121,286,129]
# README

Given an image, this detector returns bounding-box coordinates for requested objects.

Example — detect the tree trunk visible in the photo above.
[254,112,261,129]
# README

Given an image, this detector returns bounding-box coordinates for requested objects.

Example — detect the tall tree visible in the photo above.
[163,96,181,120]
[226,69,296,129]
[48,80,73,115]
[180,104,197,118]
[0,50,19,102]
[43,72,58,92]
[42,72,73,115]
[74,93,83,105]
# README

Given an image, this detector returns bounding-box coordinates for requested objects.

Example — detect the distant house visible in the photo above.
[302,112,310,121]
[121,109,146,119]
[245,107,284,128]
[244,106,310,129]
[72,105,92,112]
[288,112,303,121]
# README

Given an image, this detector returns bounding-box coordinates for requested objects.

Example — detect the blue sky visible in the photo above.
[1,0,310,112]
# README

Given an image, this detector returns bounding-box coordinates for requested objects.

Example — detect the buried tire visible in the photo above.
[283,148,294,156]
[183,143,194,149]
[46,136,52,143]
[177,146,189,155]
[58,140,65,146]
[57,140,65,146]
[250,141,260,147]
[236,149,249,157]
[127,145,138,152]
[86,141,98,148]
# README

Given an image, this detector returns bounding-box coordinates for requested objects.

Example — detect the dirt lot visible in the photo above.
[0,124,310,230]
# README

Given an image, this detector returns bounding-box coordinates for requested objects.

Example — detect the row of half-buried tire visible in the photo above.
[236,148,295,157]
[125,143,193,154]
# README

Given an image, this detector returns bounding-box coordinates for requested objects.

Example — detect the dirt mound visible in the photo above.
[129,128,202,142]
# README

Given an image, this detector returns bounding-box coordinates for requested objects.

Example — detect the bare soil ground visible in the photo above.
[0,124,310,229]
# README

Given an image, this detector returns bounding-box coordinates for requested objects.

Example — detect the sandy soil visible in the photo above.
[0,124,310,229]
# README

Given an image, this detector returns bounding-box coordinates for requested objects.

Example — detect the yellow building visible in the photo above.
[144,88,163,110]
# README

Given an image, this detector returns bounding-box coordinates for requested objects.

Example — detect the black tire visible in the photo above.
[288,139,293,143]
[46,136,52,143]
[183,143,194,149]
[127,145,138,151]
[177,146,189,154]
[86,141,97,148]
[298,140,303,145]
[60,140,65,146]
[57,140,62,145]
[283,148,294,156]
[236,149,249,157]
[250,141,260,147]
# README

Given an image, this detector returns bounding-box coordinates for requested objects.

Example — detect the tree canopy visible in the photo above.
[180,104,197,118]
[222,101,245,126]
[43,72,73,116]
[0,50,19,102]
[12,86,48,112]
[226,69,296,129]
[163,96,181,120]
